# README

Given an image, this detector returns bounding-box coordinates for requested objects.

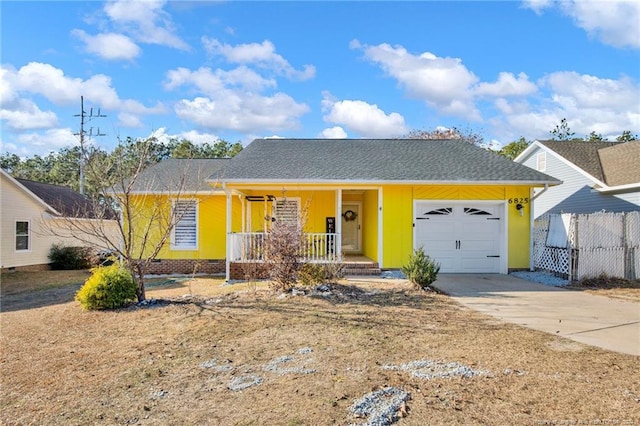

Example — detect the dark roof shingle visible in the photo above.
[537,140,620,182]
[217,138,559,184]
[130,158,229,192]
[16,178,105,218]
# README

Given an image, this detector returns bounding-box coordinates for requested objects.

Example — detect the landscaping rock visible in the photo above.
[349,387,410,426]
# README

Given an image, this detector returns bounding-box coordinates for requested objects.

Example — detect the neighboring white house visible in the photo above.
[515,140,640,218]
[0,169,118,270]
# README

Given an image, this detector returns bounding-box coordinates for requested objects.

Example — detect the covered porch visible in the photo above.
[224,187,383,280]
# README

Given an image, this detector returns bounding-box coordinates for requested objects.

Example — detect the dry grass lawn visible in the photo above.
[1,272,639,425]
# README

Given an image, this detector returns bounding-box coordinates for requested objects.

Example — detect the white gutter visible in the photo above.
[532,183,549,201]
[593,182,640,194]
[219,179,561,186]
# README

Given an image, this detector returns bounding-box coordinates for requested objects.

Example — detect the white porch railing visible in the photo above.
[229,232,340,262]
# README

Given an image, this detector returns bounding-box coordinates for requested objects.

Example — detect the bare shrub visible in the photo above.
[264,219,304,292]
[242,261,263,293]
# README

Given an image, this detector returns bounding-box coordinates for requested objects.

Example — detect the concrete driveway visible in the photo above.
[432,274,640,356]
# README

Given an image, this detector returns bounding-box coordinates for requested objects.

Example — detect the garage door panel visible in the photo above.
[420,240,456,251]
[425,253,458,273]
[414,201,504,273]
[461,239,499,252]
[460,256,500,273]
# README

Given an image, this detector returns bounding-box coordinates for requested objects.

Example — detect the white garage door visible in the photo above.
[414,201,504,273]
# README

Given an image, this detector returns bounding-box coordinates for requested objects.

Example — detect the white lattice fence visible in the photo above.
[533,213,571,276]
[534,211,640,280]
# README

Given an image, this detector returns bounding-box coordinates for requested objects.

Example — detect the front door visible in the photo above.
[341,203,362,254]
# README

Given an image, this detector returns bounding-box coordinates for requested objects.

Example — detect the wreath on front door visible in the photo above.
[343,210,358,221]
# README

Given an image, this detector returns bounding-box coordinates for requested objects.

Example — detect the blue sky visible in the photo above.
[1,1,639,157]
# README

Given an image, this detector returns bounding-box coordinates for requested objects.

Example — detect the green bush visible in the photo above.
[75,264,137,310]
[49,244,95,270]
[401,247,440,290]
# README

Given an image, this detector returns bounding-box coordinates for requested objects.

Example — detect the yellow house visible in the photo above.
[133,139,561,281]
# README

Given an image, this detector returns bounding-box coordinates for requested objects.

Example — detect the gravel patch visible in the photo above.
[383,359,489,380]
[263,352,317,375]
[200,358,234,373]
[227,375,263,392]
[149,389,168,400]
[349,387,410,426]
[380,270,406,280]
[510,270,569,287]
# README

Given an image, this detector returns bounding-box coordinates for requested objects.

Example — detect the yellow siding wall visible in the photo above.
[362,190,378,261]
[383,185,531,269]
[382,186,414,268]
[132,194,234,260]
[505,186,532,268]
[244,190,337,233]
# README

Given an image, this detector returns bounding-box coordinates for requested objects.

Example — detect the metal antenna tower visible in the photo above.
[74,96,106,195]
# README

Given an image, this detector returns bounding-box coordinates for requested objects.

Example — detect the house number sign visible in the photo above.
[507,198,529,204]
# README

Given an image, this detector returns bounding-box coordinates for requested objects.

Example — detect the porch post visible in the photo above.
[225,189,232,282]
[241,194,246,233]
[336,189,342,260]
[378,186,383,269]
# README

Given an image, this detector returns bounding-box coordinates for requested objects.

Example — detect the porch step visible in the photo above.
[342,262,381,276]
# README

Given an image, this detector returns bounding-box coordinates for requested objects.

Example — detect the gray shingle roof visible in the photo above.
[598,140,640,186]
[538,140,620,182]
[216,138,560,184]
[16,178,105,219]
[131,158,229,192]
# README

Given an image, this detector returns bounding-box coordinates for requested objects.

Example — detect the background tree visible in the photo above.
[498,137,529,160]
[549,118,576,141]
[585,131,604,142]
[1,137,243,192]
[616,130,638,142]
[404,126,486,147]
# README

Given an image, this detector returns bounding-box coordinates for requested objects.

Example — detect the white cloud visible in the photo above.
[165,66,309,133]
[524,0,640,49]
[72,30,141,61]
[353,41,481,120]
[103,0,189,50]
[0,99,58,131]
[320,126,348,139]
[202,38,315,81]
[2,62,164,129]
[0,128,78,157]
[487,70,640,142]
[148,127,220,145]
[321,92,407,138]
[174,95,309,133]
[521,0,553,14]
[164,66,276,93]
[476,72,537,97]
[541,71,638,110]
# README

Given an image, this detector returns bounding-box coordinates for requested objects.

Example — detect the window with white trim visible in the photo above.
[273,198,300,224]
[171,200,197,249]
[536,152,546,171]
[15,221,30,251]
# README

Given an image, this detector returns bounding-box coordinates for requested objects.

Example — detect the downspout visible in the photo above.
[529,184,549,271]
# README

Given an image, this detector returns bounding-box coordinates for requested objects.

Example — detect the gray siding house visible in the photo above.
[515,140,640,218]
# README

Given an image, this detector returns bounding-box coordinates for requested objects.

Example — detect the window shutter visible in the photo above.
[274,199,299,224]
[173,201,197,248]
